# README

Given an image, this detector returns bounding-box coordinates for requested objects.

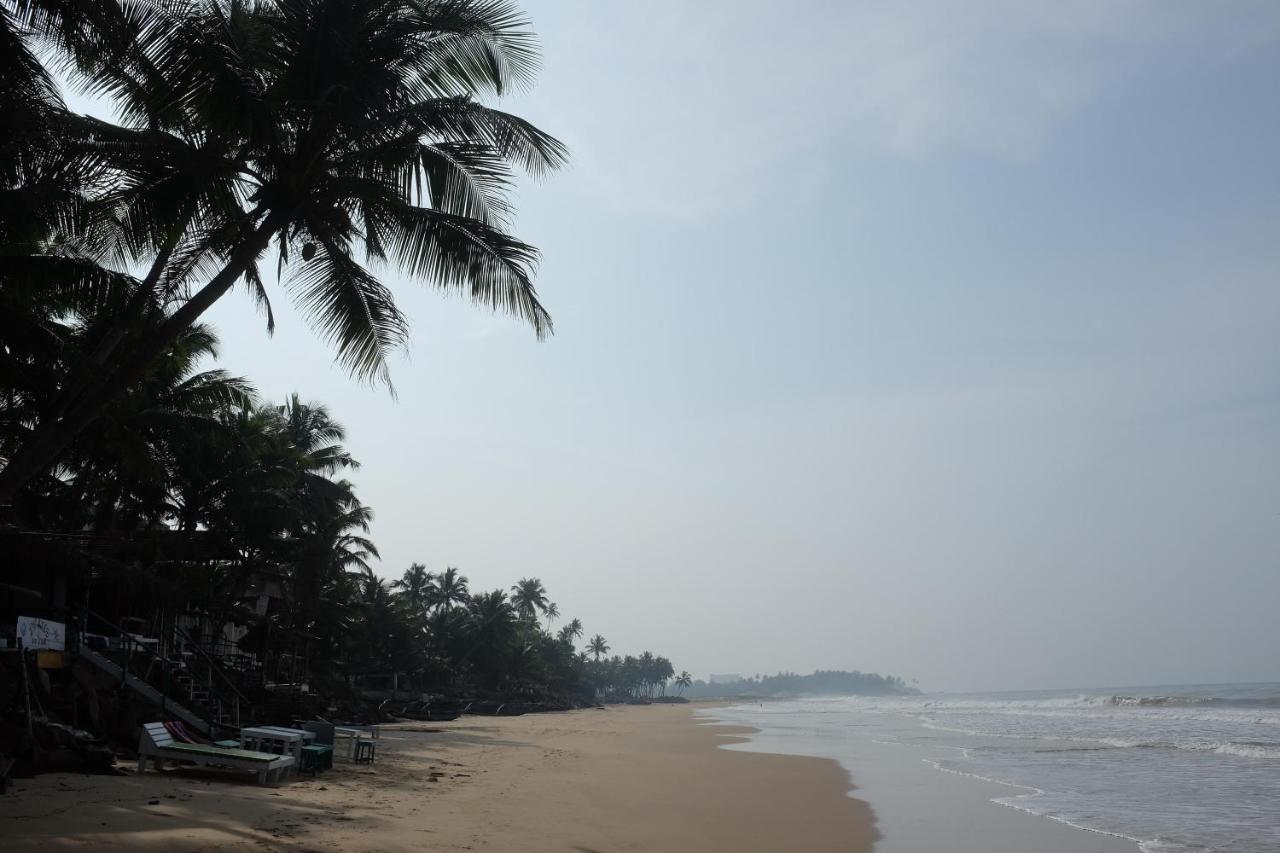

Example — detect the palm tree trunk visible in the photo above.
[0,213,284,512]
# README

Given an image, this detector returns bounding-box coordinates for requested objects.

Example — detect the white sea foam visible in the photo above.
[713,683,1280,853]
[1211,741,1280,759]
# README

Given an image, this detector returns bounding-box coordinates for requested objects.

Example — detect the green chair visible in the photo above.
[301,722,336,774]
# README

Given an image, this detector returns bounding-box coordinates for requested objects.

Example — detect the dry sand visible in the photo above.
[0,704,876,852]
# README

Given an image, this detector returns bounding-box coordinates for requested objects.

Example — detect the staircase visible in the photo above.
[170,627,256,729]
[76,645,212,735]
[71,609,261,734]
[173,668,237,727]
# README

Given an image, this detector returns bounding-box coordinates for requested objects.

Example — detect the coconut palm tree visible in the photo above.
[588,634,609,661]
[637,651,658,697]
[393,562,434,617]
[543,600,559,629]
[431,566,470,611]
[674,671,693,696]
[465,588,517,685]
[47,320,254,530]
[510,577,548,622]
[351,566,402,671]
[0,0,568,508]
[654,656,674,696]
[557,617,583,644]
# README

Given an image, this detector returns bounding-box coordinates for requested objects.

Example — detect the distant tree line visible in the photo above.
[377,569,681,704]
[682,670,917,699]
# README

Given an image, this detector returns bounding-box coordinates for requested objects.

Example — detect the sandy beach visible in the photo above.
[0,704,875,852]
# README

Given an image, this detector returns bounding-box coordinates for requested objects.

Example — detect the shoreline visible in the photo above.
[0,704,876,852]
[702,703,1140,853]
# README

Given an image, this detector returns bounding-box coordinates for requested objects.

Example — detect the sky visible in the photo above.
[70,1,1280,692]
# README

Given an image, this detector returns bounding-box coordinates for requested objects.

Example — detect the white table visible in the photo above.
[334,726,377,760]
[240,726,312,774]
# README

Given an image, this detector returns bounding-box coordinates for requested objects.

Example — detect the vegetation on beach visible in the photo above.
[0,0,912,729]
[381,561,681,703]
[681,670,917,699]
[0,0,666,718]
[0,307,680,704]
[0,0,564,506]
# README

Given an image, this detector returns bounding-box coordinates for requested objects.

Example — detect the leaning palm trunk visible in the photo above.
[0,0,566,509]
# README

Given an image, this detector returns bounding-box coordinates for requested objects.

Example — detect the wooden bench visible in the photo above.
[137,722,294,786]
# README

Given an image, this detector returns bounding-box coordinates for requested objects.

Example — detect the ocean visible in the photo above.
[703,683,1280,853]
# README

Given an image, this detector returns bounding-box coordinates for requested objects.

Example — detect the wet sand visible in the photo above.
[706,705,1140,853]
[0,704,875,851]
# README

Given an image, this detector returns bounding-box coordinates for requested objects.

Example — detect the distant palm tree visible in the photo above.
[465,589,517,686]
[543,601,560,629]
[638,651,657,697]
[588,634,609,661]
[510,577,549,622]
[393,563,434,615]
[431,566,470,611]
[674,671,693,696]
[558,618,584,644]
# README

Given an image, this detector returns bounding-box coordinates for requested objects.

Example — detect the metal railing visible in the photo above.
[172,625,255,727]
[75,606,229,732]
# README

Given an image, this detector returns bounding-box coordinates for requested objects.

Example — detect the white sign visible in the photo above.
[16,616,65,651]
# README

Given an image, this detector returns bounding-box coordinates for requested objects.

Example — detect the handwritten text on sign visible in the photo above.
[17,616,65,650]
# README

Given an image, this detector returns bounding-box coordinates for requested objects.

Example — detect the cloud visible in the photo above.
[521,0,1280,221]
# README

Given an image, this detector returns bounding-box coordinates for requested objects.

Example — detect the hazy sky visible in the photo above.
[76,1,1280,692]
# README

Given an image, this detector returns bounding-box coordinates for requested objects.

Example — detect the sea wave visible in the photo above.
[886,693,1280,731]
[711,688,1280,853]
[1084,694,1211,707]
[1211,741,1280,759]
[1081,694,1280,709]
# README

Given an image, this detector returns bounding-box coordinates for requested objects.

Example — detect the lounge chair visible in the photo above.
[137,722,294,786]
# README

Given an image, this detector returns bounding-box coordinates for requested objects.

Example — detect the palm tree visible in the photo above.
[278,394,358,477]
[465,588,517,686]
[674,671,692,696]
[352,567,401,671]
[393,563,434,616]
[0,0,568,507]
[543,600,559,629]
[510,577,548,622]
[588,634,609,661]
[431,566,470,611]
[654,656,674,696]
[557,618,583,644]
[51,321,255,533]
[637,651,657,697]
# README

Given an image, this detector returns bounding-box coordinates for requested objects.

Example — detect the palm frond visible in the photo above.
[390,97,568,177]
[242,258,276,334]
[401,0,542,97]
[287,233,410,385]
[0,254,140,317]
[387,204,550,337]
[165,368,259,413]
